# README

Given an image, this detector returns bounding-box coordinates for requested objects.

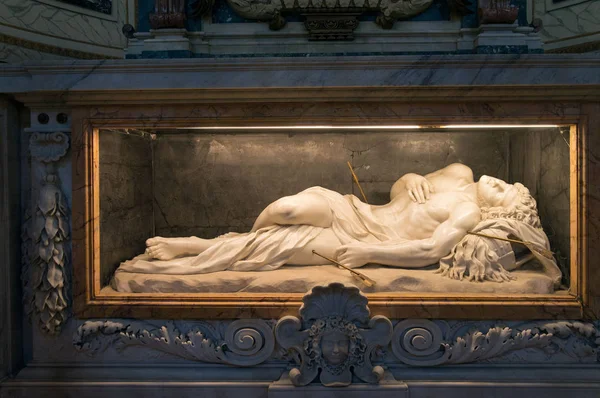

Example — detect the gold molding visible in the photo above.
[0,33,119,60]
[70,101,594,321]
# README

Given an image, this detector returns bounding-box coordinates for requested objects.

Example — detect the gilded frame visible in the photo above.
[70,94,595,320]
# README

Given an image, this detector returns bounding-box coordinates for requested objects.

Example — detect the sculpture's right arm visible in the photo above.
[390,163,474,202]
[335,202,481,268]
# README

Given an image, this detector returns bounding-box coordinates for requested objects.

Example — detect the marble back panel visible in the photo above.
[152,131,508,239]
[99,130,153,286]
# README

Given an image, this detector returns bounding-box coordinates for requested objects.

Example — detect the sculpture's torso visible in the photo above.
[371,189,476,240]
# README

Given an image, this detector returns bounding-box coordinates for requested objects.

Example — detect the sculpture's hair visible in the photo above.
[437,183,542,283]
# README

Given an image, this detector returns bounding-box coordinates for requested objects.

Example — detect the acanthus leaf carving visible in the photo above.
[74,319,275,366]
[391,320,600,366]
[28,131,71,335]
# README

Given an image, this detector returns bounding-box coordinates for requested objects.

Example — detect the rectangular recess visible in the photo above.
[71,106,590,321]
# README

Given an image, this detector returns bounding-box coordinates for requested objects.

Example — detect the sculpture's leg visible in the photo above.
[146,236,217,260]
[251,193,333,232]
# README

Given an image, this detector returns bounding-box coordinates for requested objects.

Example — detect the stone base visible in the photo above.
[268,373,408,398]
[109,264,557,294]
[474,23,543,54]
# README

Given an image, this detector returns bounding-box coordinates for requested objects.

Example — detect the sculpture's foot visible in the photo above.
[145,236,208,260]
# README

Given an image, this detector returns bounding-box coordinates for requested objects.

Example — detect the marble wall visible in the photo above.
[0,0,132,61]
[509,128,571,285]
[534,0,600,52]
[99,130,153,286]
[151,130,508,238]
[538,128,571,283]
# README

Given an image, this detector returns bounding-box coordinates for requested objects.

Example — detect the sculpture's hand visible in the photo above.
[401,173,434,204]
[334,243,371,269]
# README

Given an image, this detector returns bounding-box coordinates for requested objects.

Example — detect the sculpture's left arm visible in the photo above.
[335,202,481,268]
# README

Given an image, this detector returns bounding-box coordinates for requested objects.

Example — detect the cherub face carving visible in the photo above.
[320,330,350,365]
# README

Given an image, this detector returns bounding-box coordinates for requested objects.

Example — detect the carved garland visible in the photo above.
[27,132,71,335]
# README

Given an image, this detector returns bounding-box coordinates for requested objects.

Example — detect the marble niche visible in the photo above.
[96,126,572,297]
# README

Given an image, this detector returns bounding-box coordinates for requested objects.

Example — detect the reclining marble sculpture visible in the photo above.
[120,163,562,288]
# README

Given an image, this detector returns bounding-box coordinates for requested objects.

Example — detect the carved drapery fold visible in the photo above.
[27,132,70,335]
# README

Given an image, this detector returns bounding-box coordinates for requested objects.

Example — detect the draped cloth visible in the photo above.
[118,187,393,275]
[118,186,562,287]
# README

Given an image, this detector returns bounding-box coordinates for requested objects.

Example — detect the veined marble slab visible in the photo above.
[2,55,600,99]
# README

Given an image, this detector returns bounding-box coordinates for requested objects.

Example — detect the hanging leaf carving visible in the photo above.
[31,173,70,334]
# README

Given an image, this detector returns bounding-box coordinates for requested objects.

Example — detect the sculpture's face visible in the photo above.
[477,175,518,208]
[320,330,350,365]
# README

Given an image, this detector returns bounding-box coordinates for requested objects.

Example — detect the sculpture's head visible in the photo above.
[476,176,541,228]
[320,329,350,365]
[477,175,519,208]
[437,176,558,284]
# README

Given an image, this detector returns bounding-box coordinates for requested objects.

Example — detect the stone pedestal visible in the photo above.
[475,23,543,54]
[268,374,409,398]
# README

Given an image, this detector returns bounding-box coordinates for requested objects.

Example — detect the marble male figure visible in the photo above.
[122,163,561,286]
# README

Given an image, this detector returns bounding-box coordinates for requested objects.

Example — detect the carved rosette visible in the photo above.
[28,132,70,335]
[74,319,275,366]
[275,283,393,386]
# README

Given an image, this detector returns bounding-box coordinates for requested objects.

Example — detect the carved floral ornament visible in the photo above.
[74,284,600,387]
[185,0,473,39]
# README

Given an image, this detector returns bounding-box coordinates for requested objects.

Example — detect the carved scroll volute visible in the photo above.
[275,283,393,387]
[28,131,71,335]
[150,0,186,29]
[74,319,276,367]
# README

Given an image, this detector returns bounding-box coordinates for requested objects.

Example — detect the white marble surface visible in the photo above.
[110,266,556,294]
